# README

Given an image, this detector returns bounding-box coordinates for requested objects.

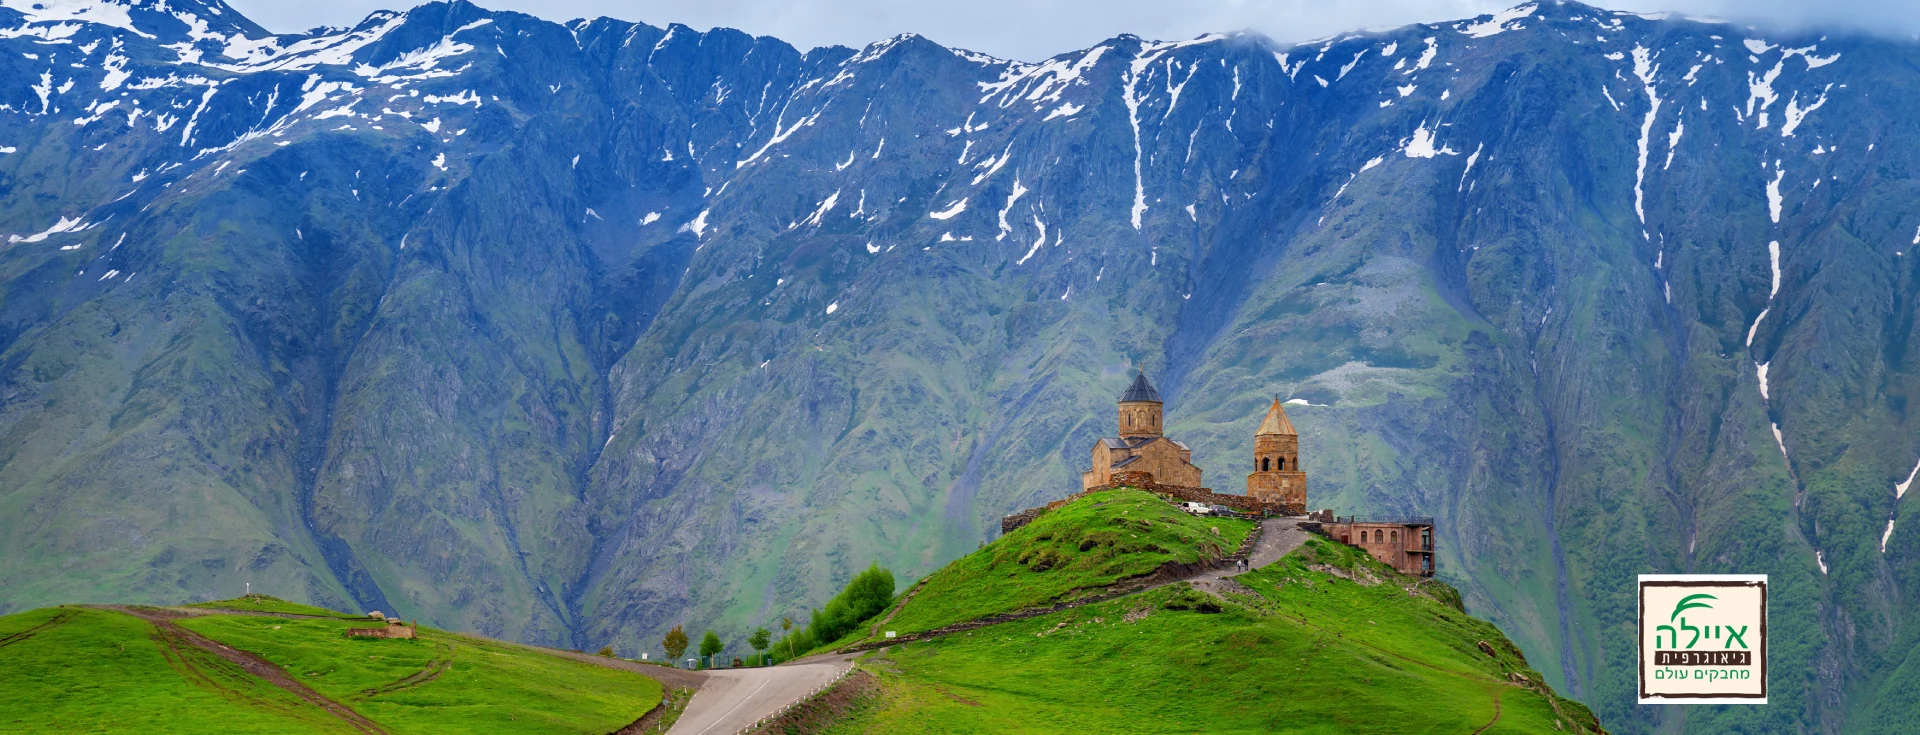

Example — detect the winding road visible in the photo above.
[664,655,854,735]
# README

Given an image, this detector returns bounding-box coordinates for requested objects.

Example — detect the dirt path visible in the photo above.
[0,609,76,648]
[146,605,698,732]
[100,605,391,735]
[868,580,926,637]
[176,605,708,693]
[665,655,854,735]
[351,644,451,701]
[1472,689,1504,734]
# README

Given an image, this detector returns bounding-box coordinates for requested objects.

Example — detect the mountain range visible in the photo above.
[2,0,1918,731]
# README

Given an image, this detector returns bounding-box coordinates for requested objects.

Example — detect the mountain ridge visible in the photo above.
[2,1,1918,732]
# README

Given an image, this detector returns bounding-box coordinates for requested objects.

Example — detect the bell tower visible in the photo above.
[1117,372,1163,439]
[1246,399,1307,509]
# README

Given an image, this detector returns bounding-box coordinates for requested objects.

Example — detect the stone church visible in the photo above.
[1080,373,1203,489]
[1079,374,1310,510]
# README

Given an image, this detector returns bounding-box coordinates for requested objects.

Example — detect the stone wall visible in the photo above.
[1100,471,1303,516]
[1000,506,1048,534]
[344,621,417,639]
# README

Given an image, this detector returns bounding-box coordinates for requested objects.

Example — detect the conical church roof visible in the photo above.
[1119,372,1161,403]
[1256,399,1297,435]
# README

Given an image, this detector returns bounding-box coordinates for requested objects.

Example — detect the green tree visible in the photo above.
[781,617,794,659]
[596,645,615,657]
[662,625,689,661]
[748,627,771,664]
[699,630,724,666]
[806,564,896,645]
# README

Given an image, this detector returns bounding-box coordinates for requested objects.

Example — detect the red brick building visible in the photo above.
[1322,516,1435,577]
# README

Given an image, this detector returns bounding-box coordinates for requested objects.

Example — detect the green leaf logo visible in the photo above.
[1669,593,1716,622]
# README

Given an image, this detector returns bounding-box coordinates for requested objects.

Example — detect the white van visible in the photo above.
[1180,502,1210,514]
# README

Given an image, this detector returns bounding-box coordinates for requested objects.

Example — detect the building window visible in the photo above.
[1278,458,1285,470]
[1374,530,1384,543]
[1261,457,1270,472]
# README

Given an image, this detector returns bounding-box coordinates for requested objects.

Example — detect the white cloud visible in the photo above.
[227,0,1920,63]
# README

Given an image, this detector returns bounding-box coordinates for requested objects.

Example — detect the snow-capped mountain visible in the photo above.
[2,1,1917,731]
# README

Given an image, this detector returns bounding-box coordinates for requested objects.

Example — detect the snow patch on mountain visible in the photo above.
[0,0,151,38]
[1767,166,1785,223]
[1664,112,1683,170]
[1402,122,1457,158]
[796,190,839,229]
[1016,215,1048,265]
[1631,45,1660,228]
[1779,86,1829,137]
[929,199,967,220]
[996,178,1027,239]
[1457,4,1537,38]
[7,214,95,243]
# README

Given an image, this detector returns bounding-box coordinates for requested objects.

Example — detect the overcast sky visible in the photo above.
[225,0,1920,61]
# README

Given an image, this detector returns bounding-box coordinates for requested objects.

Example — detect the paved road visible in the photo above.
[1191,517,1309,596]
[665,656,853,735]
[1246,517,1310,568]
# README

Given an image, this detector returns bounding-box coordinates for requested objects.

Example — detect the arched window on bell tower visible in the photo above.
[1277,458,1285,471]
[1261,457,1270,472]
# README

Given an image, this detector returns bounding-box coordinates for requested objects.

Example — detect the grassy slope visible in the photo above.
[176,614,660,735]
[0,607,358,734]
[183,594,362,619]
[0,603,659,735]
[851,489,1253,644]
[821,535,1601,734]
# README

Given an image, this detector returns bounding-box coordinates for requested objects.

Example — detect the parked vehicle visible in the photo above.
[1180,502,1210,514]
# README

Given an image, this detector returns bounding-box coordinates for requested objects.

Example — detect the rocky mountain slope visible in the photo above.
[1,0,1918,731]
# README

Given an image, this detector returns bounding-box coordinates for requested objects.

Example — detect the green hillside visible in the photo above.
[816,497,1604,734]
[0,601,661,735]
[851,489,1254,645]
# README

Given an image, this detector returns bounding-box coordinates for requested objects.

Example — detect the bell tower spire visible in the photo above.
[1247,398,1308,511]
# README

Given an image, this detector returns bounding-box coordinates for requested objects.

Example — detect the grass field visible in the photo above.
[850,489,1254,645]
[183,594,364,619]
[0,607,360,734]
[0,603,661,735]
[818,536,1602,734]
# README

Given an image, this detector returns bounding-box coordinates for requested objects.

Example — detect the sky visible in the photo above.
[225,0,1920,61]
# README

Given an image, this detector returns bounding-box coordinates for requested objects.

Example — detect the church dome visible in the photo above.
[1119,372,1162,403]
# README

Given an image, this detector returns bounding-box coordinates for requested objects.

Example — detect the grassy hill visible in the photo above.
[0,599,662,735]
[814,492,1605,734]
[841,489,1255,647]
